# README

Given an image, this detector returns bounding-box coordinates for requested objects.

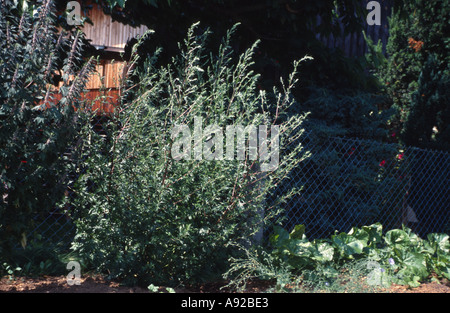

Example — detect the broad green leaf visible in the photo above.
[440,266,450,280]
[270,226,290,247]
[346,240,364,255]
[287,239,312,256]
[148,284,159,292]
[397,266,426,287]
[332,232,365,256]
[384,229,410,247]
[402,251,426,269]
[348,226,369,247]
[362,223,383,246]
[402,225,421,245]
[313,242,334,262]
[289,224,306,240]
[394,249,428,283]
[430,254,450,280]
[427,233,450,254]
[405,276,421,288]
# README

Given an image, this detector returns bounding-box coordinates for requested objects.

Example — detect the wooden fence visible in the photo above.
[52,1,393,115]
[82,3,149,52]
[316,0,392,57]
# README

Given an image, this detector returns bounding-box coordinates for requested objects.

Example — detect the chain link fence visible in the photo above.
[272,130,449,239]
[27,127,449,248]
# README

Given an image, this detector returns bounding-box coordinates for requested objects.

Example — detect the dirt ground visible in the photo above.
[0,274,449,293]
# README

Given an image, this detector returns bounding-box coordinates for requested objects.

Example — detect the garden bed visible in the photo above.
[1,274,448,293]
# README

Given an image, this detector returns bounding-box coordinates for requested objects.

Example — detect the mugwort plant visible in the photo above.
[71,23,312,286]
[171,116,279,172]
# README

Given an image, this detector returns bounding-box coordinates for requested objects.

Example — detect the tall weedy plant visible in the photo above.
[72,23,310,286]
[0,0,94,258]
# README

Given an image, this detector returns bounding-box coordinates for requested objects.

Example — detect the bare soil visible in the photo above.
[0,274,449,293]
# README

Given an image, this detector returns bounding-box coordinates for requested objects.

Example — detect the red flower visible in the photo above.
[408,38,424,52]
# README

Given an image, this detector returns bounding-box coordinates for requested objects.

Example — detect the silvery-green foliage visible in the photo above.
[72,23,310,286]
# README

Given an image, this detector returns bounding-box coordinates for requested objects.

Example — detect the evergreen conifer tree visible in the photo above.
[368,0,450,150]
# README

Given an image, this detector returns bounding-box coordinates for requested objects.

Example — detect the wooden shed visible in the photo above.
[55,3,149,114]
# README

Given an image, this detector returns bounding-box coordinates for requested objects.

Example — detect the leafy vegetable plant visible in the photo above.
[227,223,449,291]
